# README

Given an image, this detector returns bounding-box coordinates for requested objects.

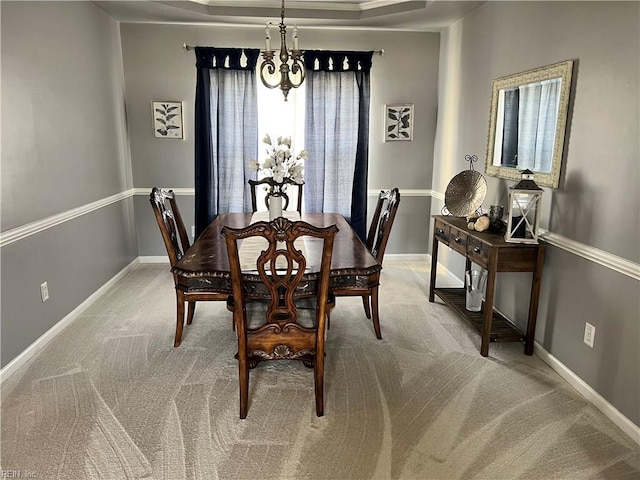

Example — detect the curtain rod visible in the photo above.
[182,43,384,56]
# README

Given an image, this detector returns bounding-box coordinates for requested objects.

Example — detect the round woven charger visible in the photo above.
[444,170,487,217]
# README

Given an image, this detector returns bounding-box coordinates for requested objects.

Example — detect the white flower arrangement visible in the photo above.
[249,134,306,186]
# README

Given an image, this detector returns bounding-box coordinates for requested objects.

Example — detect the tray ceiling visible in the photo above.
[93,1,486,30]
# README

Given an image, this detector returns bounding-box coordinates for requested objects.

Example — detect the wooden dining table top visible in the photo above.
[171,212,381,284]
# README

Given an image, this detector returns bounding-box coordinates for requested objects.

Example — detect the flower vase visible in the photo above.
[269,194,283,220]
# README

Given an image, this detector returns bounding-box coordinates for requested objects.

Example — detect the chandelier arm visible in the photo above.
[259,59,281,89]
[289,59,305,88]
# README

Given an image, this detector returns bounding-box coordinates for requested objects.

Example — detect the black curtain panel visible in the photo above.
[193,47,260,237]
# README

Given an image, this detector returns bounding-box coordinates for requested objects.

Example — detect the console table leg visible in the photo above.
[429,233,439,302]
[481,252,499,357]
[525,243,546,355]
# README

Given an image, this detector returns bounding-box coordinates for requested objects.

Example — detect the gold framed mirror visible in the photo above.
[485,60,573,188]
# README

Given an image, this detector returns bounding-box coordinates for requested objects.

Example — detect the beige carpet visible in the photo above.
[1,261,638,479]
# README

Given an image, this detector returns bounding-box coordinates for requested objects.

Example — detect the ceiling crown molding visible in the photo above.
[155,0,427,21]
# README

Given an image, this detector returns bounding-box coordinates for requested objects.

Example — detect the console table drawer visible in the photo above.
[467,237,490,266]
[449,228,468,255]
[434,219,450,245]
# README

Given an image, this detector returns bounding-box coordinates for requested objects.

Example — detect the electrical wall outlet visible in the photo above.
[40,282,49,302]
[583,322,595,348]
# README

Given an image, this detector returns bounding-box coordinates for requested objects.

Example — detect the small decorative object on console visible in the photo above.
[473,215,491,232]
[444,154,487,217]
[465,214,490,231]
[488,204,506,233]
[505,169,543,243]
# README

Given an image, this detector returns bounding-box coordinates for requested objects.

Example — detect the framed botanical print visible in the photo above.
[384,104,414,142]
[152,101,183,139]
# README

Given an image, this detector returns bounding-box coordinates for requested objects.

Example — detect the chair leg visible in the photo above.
[326,295,335,330]
[371,286,382,340]
[175,291,185,347]
[362,295,372,319]
[186,301,196,325]
[239,355,249,419]
[314,351,325,417]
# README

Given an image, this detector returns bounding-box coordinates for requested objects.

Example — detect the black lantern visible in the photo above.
[505,169,543,243]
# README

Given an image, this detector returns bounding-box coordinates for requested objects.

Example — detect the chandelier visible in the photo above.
[260,0,305,101]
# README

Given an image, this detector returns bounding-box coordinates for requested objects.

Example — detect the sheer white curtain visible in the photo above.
[304,71,360,216]
[517,78,560,172]
[303,50,373,240]
[210,70,258,213]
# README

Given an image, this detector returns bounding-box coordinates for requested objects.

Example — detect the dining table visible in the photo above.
[171,212,382,300]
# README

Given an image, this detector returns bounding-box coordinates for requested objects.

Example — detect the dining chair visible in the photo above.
[222,217,338,419]
[249,177,304,214]
[330,188,401,339]
[149,187,230,347]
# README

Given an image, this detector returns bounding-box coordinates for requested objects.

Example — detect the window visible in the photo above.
[254,81,306,211]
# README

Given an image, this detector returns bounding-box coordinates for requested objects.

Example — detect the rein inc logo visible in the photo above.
[1,471,37,478]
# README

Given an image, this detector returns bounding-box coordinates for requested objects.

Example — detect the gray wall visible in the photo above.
[118,23,439,256]
[432,1,639,425]
[0,2,137,367]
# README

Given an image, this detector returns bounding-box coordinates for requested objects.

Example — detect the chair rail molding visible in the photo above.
[5,186,638,282]
[431,191,639,281]
[539,229,640,281]
[0,189,136,248]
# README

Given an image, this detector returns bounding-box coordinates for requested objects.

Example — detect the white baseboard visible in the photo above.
[385,253,429,262]
[432,259,639,444]
[139,255,169,264]
[534,343,640,445]
[0,258,140,384]
[430,256,464,287]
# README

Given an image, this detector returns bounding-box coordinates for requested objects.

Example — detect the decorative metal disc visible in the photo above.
[444,170,487,217]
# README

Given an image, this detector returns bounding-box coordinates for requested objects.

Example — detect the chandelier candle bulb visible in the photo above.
[293,26,299,50]
[265,23,271,51]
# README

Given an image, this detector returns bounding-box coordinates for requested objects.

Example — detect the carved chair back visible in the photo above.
[222,217,338,418]
[149,187,190,268]
[366,188,401,264]
[249,177,304,214]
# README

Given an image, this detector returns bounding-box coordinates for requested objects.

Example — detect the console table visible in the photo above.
[429,215,546,356]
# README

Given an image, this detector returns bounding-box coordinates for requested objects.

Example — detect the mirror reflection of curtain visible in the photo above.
[517,79,560,172]
[193,47,259,236]
[501,88,520,166]
[303,51,373,241]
